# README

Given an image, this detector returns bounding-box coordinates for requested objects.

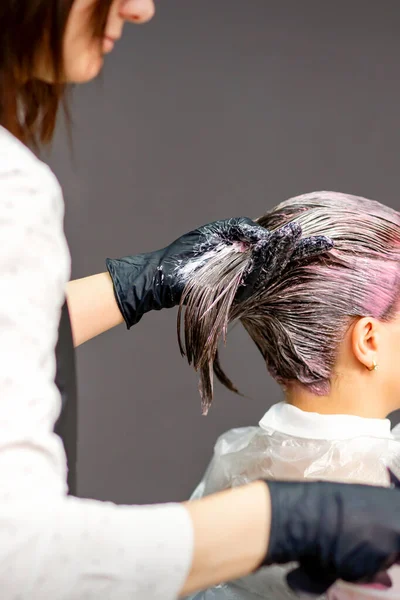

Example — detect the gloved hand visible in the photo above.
[106,217,269,328]
[235,220,333,302]
[263,476,400,595]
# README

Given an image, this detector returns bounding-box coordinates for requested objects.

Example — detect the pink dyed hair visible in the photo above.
[179,192,400,414]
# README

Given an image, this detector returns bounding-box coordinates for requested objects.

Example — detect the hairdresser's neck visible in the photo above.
[285,379,390,420]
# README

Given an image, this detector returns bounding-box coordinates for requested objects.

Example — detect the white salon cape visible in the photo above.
[0,125,193,599]
[186,402,400,600]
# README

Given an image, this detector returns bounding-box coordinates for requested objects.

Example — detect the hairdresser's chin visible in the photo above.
[35,0,155,85]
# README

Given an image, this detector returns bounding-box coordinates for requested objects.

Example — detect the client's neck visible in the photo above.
[285,381,389,420]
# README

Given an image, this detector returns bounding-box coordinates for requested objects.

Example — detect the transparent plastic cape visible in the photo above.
[185,422,400,600]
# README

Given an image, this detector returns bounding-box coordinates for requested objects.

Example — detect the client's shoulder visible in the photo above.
[213,426,263,457]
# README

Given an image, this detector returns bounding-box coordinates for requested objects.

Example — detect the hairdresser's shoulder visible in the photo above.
[0,126,61,196]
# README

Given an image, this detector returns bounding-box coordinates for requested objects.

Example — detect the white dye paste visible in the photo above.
[175,242,243,281]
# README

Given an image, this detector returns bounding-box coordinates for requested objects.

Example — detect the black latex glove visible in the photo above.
[263,476,400,596]
[236,221,333,302]
[106,217,269,328]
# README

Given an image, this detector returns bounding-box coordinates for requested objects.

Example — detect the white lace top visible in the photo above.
[0,126,193,599]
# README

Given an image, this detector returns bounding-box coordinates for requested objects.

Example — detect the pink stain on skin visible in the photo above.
[328,569,400,599]
[360,584,392,590]
[328,585,388,599]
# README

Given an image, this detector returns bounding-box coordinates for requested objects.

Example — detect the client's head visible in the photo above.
[178,192,400,417]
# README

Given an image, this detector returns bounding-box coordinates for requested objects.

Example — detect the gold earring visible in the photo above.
[368,360,378,372]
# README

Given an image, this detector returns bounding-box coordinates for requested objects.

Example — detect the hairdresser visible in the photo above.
[1,1,400,598]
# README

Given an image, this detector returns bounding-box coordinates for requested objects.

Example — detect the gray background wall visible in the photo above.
[47,0,400,504]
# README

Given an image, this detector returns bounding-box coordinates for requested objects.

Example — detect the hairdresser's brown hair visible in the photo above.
[178,192,400,415]
[0,0,113,147]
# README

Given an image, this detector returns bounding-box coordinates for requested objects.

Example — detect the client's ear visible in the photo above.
[351,317,380,371]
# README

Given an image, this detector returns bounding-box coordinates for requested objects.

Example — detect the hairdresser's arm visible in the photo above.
[182,481,269,595]
[66,273,123,346]
[1,482,269,600]
[67,218,269,347]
